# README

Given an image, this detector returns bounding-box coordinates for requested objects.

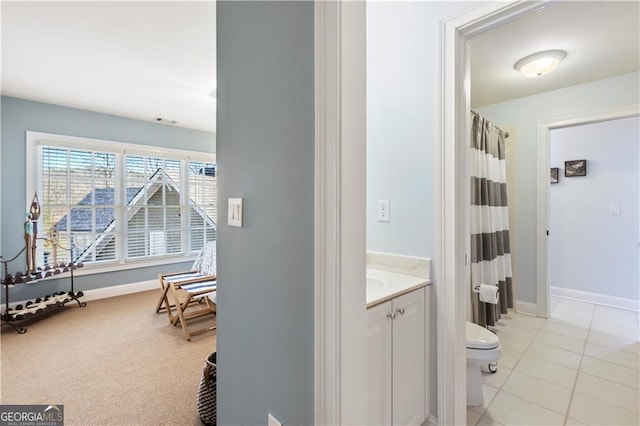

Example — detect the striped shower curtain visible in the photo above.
[470,111,514,327]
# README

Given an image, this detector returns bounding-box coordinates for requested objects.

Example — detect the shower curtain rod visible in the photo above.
[471,110,510,138]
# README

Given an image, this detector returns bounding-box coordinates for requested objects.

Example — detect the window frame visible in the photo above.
[26,131,216,275]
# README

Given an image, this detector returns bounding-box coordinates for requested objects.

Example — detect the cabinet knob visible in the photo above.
[387,312,396,320]
[396,307,405,315]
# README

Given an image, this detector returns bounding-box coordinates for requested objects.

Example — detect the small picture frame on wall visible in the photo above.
[565,159,587,177]
[550,168,559,184]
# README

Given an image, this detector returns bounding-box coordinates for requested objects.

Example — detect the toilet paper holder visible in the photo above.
[473,285,499,294]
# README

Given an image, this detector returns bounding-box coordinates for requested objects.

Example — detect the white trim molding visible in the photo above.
[536,116,551,318]
[438,11,469,426]
[536,104,640,319]
[440,1,545,424]
[6,279,158,308]
[25,131,215,160]
[427,414,438,426]
[515,300,538,316]
[314,1,340,422]
[551,286,640,312]
[314,1,367,424]
[80,279,157,302]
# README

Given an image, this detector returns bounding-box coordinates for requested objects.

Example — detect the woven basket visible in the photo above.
[197,352,217,425]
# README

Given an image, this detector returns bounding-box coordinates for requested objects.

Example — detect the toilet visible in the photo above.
[466,321,502,406]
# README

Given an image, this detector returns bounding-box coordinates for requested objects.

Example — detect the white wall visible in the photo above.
[549,116,639,301]
[478,71,640,304]
[366,1,473,258]
[366,1,474,417]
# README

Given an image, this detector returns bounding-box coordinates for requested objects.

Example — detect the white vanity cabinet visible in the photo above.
[366,286,429,426]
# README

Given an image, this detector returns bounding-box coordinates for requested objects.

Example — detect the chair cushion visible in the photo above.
[164,272,206,282]
[182,280,217,294]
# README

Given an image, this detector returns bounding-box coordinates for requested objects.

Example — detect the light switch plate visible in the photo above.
[228,197,243,227]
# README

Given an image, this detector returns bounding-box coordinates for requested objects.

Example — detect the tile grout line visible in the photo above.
[564,303,640,420]
[500,301,593,424]
[472,310,526,425]
[474,301,639,425]
[497,385,573,419]
[562,302,595,425]
[501,311,579,421]
[504,314,579,383]
[517,299,638,424]
[475,310,549,425]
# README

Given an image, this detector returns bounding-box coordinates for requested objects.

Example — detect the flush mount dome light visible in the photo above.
[514,50,567,78]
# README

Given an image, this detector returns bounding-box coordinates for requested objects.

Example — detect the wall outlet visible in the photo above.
[377,199,390,222]
[268,413,282,426]
[609,203,621,215]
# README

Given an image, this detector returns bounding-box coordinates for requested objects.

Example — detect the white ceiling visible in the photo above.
[1,1,217,133]
[2,2,638,132]
[470,1,640,108]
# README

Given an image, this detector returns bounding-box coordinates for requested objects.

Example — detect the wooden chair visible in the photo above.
[155,271,208,318]
[156,242,218,339]
[168,278,217,340]
[155,242,217,318]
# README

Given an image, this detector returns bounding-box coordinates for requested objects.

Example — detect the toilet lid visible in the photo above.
[466,321,499,349]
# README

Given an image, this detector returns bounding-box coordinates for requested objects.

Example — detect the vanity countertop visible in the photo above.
[366,267,431,309]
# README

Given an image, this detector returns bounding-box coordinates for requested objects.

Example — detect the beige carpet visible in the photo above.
[0,289,216,425]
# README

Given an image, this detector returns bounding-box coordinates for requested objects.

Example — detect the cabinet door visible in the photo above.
[424,285,432,419]
[392,288,425,426]
[366,301,392,425]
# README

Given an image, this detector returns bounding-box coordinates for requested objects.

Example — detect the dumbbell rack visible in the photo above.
[1,247,86,334]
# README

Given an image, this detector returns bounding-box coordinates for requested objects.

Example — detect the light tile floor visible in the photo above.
[467,297,640,425]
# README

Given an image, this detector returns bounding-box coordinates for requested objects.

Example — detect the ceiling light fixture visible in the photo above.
[514,50,567,78]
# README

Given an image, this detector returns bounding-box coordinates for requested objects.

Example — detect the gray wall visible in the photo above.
[0,96,215,302]
[478,71,640,304]
[216,1,314,425]
[549,116,639,300]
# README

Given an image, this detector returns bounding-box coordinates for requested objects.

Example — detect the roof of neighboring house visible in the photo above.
[51,168,216,263]
[55,187,141,232]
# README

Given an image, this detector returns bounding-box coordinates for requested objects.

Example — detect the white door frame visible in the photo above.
[536,104,640,317]
[314,0,599,425]
[314,1,367,424]
[439,1,547,424]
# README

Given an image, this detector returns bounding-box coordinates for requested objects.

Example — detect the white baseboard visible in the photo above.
[4,280,158,309]
[81,280,158,302]
[551,286,640,312]
[515,300,537,316]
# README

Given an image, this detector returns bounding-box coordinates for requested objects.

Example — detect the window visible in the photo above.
[29,132,216,269]
[124,155,183,259]
[188,161,217,251]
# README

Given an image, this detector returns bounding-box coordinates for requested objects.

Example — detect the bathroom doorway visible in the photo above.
[543,112,640,311]
[441,0,640,421]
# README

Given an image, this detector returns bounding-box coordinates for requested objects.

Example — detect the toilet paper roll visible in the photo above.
[479,284,499,304]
